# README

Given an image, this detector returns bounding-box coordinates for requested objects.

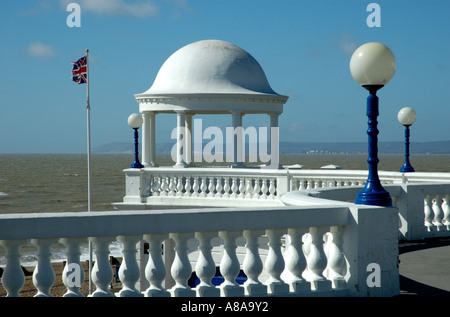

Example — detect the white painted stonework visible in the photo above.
[133,40,288,168]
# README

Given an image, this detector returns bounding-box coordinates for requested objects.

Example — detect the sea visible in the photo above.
[1,153,450,265]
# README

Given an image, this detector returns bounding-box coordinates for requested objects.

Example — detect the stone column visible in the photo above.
[142,112,157,167]
[174,110,188,168]
[185,113,193,166]
[229,111,245,168]
[267,112,281,169]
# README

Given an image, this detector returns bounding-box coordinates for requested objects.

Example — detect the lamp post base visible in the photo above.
[130,161,144,169]
[399,165,415,173]
[355,182,392,207]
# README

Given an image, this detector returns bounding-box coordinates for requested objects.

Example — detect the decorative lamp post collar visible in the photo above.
[350,42,396,207]
[398,107,416,173]
[128,113,144,169]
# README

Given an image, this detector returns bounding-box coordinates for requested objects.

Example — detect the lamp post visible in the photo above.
[350,42,396,207]
[128,113,144,169]
[398,107,416,173]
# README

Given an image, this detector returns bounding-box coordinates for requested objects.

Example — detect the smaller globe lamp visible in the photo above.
[397,107,417,173]
[128,113,144,169]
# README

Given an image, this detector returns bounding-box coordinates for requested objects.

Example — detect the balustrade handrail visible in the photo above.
[282,182,450,241]
[0,206,349,241]
[0,201,400,297]
[134,166,450,183]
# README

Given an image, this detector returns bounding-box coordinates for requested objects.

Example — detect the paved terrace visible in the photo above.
[398,237,450,297]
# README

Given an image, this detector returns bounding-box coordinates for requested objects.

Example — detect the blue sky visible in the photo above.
[0,0,449,153]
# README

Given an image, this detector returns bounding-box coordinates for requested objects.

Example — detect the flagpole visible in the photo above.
[86,48,93,295]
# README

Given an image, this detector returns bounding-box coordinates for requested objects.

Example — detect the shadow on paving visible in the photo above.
[398,275,450,297]
[397,237,450,297]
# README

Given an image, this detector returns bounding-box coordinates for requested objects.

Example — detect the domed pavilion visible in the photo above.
[134,39,289,167]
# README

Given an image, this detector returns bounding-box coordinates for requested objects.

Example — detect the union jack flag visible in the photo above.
[72,56,87,84]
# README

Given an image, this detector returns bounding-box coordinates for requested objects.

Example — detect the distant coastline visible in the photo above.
[93,140,450,155]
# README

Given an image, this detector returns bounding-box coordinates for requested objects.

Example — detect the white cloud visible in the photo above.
[61,0,158,18]
[333,32,358,56]
[26,42,56,60]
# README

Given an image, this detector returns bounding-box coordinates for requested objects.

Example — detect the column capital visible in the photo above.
[142,111,156,117]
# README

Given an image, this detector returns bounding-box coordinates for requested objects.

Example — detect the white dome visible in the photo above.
[144,39,277,95]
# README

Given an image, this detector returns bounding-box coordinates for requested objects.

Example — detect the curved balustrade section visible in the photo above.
[0,203,399,297]
[283,183,450,241]
[116,167,450,210]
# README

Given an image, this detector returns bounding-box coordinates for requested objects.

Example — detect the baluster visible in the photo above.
[219,231,244,297]
[245,178,253,199]
[151,175,161,196]
[195,232,220,297]
[253,178,261,198]
[285,228,310,292]
[117,235,143,297]
[231,177,238,198]
[169,233,196,297]
[0,239,27,297]
[215,177,223,198]
[176,176,184,197]
[223,177,231,198]
[208,177,216,198]
[443,195,450,230]
[192,177,199,197]
[89,236,115,297]
[261,177,268,199]
[184,176,192,197]
[268,178,276,199]
[31,238,58,297]
[168,176,176,196]
[238,178,245,198]
[265,229,289,295]
[160,176,168,196]
[432,195,445,231]
[142,234,170,297]
[304,227,332,291]
[326,226,347,289]
[424,195,435,231]
[60,238,86,297]
[299,179,305,190]
[242,230,267,296]
[200,177,207,197]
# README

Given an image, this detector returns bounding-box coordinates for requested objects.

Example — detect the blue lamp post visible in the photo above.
[398,107,416,173]
[350,42,396,207]
[128,113,144,169]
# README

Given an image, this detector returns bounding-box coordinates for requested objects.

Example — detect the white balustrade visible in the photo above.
[142,233,170,297]
[117,235,142,297]
[264,229,289,294]
[194,231,220,297]
[303,227,332,291]
[325,226,347,289]
[31,239,57,297]
[443,195,450,230]
[242,230,266,296]
[284,228,310,293]
[0,186,438,298]
[60,238,85,297]
[218,231,244,297]
[90,236,115,297]
[0,239,27,297]
[169,233,196,297]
